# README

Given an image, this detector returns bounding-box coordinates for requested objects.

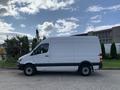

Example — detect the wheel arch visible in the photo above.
[79,60,93,70]
[80,61,92,66]
[24,63,36,69]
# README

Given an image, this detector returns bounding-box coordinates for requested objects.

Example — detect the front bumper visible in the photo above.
[17,63,25,70]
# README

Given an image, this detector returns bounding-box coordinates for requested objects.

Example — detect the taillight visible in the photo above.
[99,53,103,62]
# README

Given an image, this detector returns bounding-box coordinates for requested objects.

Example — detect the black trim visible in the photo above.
[35,62,101,67]
[92,63,100,66]
[17,63,24,70]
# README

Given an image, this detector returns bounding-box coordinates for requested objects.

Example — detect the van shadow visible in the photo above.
[36,71,79,76]
[30,71,103,77]
[17,70,104,77]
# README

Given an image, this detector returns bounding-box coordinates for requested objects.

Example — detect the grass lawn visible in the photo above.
[103,59,120,69]
[0,58,120,69]
[0,59,17,68]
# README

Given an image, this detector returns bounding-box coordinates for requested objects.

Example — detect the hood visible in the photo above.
[19,53,31,60]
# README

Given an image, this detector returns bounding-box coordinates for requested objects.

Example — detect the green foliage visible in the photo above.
[20,36,30,55]
[5,37,20,58]
[110,42,117,59]
[101,43,106,59]
[32,38,38,50]
[36,29,40,40]
[5,36,30,58]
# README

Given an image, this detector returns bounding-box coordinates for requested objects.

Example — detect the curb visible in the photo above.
[102,68,120,70]
[0,67,17,70]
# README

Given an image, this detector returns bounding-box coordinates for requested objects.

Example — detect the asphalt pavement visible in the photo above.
[0,69,120,90]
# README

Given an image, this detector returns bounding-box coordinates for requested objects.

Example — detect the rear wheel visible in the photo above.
[78,64,92,76]
[24,64,36,76]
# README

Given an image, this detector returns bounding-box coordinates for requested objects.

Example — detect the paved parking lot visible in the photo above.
[0,69,120,90]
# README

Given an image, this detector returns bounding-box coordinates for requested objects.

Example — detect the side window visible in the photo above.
[31,43,49,55]
[41,43,49,53]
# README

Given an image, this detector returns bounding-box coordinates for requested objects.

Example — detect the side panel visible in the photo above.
[50,39,76,63]
[75,38,101,63]
[50,37,101,64]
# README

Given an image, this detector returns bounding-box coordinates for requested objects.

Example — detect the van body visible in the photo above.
[17,36,102,76]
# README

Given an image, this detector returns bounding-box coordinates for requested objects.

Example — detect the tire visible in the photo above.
[79,64,91,76]
[24,64,36,76]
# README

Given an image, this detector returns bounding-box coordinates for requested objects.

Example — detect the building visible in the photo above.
[74,26,120,54]
[75,26,120,44]
[0,44,6,60]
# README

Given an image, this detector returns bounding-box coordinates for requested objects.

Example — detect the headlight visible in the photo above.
[17,58,22,63]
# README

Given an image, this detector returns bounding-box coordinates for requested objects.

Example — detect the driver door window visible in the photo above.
[32,43,49,55]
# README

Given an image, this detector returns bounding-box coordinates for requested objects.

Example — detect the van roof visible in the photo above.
[47,36,98,40]
[41,36,99,43]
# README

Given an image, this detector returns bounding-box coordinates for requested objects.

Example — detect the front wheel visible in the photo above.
[78,65,92,76]
[24,64,36,76]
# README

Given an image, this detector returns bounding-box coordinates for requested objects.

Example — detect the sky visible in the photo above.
[0,0,120,43]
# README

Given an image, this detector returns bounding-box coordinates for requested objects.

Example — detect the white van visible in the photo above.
[17,36,102,76]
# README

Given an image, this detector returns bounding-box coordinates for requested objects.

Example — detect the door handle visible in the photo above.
[45,55,49,57]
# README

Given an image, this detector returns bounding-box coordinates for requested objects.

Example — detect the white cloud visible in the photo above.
[20,24,26,28]
[0,19,14,32]
[37,17,79,38]
[91,20,101,23]
[90,15,102,23]
[87,4,120,12]
[90,15,101,20]
[0,0,18,17]
[66,17,79,22]
[87,5,103,12]
[37,22,54,37]
[18,0,75,14]
[85,23,120,33]
[55,19,79,33]
[0,35,7,44]
[0,0,75,17]
[0,19,33,44]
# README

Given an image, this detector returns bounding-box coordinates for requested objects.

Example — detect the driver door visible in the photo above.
[30,43,50,66]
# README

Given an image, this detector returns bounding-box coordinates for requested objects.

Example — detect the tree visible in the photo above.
[20,36,30,55]
[101,43,106,59]
[5,37,20,58]
[16,36,30,56]
[36,29,40,42]
[5,36,30,58]
[32,38,38,50]
[110,42,117,59]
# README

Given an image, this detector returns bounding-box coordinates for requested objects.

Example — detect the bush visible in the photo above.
[101,43,106,59]
[110,42,117,59]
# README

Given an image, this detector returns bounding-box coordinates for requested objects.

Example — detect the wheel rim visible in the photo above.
[82,67,89,75]
[25,67,33,75]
